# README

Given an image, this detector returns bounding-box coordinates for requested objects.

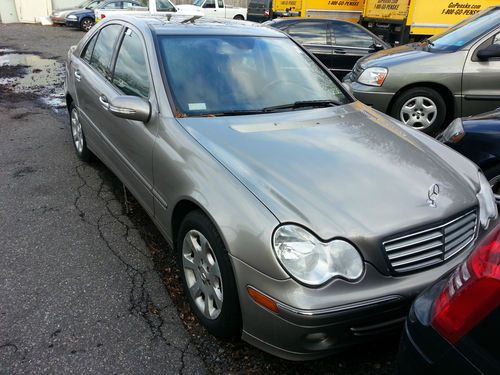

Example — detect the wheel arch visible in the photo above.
[388,82,456,123]
[66,93,74,109]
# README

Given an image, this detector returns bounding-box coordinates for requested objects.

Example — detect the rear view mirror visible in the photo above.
[477,44,500,61]
[109,96,151,122]
[370,43,385,52]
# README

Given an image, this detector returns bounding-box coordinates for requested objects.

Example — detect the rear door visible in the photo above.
[462,27,500,117]
[330,21,377,79]
[286,20,332,70]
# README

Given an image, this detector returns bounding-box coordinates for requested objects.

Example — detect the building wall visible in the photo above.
[52,0,82,9]
[0,0,19,23]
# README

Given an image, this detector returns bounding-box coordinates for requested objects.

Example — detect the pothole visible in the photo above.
[0,50,65,111]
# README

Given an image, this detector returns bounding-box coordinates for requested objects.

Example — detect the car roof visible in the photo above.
[269,17,359,26]
[104,15,287,37]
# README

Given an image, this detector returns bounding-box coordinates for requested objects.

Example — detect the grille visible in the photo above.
[383,209,478,274]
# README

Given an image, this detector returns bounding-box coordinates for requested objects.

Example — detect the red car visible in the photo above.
[398,224,500,374]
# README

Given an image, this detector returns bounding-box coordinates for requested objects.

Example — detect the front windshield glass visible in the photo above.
[158,36,348,116]
[86,0,103,9]
[193,0,205,6]
[427,7,500,52]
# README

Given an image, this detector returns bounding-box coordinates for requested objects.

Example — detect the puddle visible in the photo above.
[0,51,65,111]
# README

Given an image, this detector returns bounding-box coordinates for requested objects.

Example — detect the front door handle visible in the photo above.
[99,95,109,110]
[74,69,81,81]
[333,49,346,54]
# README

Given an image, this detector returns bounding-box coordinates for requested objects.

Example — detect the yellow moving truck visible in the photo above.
[360,0,499,44]
[273,0,365,22]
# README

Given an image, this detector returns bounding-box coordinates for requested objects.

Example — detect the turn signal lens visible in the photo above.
[247,287,279,313]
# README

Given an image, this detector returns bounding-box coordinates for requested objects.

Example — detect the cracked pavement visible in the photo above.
[0,24,205,375]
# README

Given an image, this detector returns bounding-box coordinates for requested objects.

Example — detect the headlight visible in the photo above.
[357,67,388,87]
[272,225,364,286]
[437,118,465,144]
[477,171,498,229]
[67,15,77,20]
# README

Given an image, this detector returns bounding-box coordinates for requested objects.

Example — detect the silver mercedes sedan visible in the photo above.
[65,15,498,360]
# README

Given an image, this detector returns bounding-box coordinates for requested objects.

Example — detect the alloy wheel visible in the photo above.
[400,96,437,130]
[82,19,94,31]
[71,108,84,154]
[182,229,223,320]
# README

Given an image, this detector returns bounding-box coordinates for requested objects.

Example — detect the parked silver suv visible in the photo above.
[65,15,498,360]
[344,6,500,134]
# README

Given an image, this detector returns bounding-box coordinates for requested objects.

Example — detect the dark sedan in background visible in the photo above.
[398,223,499,374]
[265,18,389,79]
[439,108,500,203]
[65,0,141,31]
[50,0,104,24]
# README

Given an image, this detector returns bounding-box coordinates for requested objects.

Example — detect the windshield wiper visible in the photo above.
[262,100,341,113]
[199,109,268,117]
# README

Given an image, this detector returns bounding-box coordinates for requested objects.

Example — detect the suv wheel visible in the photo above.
[391,87,446,134]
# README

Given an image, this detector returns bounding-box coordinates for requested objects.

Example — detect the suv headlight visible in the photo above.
[357,67,388,87]
[437,118,465,144]
[272,225,364,286]
[477,171,498,229]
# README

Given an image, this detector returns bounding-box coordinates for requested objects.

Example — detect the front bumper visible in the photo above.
[50,15,66,24]
[65,19,80,28]
[231,221,496,360]
[342,79,394,114]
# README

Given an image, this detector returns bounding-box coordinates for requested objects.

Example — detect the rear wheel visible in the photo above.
[177,210,241,338]
[391,87,446,134]
[69,103,92,162]
[80,17,94,32]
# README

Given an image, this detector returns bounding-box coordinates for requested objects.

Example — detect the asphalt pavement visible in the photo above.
[0,23,397,374]
[0,24,205,375]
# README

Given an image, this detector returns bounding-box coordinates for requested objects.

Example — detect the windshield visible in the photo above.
[193,0,205,6]
[427,7,500,52]
[85,0,103,9]
[158,36,348,117]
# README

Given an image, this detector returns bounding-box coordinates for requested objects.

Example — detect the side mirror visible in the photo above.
[109,96,151,122]
[477,44,500,61]
[369,42,385,53]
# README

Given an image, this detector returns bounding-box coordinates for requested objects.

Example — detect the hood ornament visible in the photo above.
[427,184,440,208]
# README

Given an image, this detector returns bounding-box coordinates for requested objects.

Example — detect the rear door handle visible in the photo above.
[99,95,109,110]
[74,69,81,81]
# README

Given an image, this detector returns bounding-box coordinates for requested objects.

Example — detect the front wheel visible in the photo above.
[390,87,446,134]
[233,15,245,20]
[80,17,94,32]
[177,210,241,338]
[485,165,500,200]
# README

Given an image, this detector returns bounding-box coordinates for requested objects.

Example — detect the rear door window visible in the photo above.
[89,24,122,79]
[287,21,329,45]
[112,28,150,98]
[81,33,98,62]
[103,1,123,9]
[331,22,375,48]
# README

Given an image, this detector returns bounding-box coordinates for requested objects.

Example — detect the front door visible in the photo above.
[202,0,218,18]
[462,28,500,117]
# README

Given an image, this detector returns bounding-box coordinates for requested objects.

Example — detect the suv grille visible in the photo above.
[383,209,478,274]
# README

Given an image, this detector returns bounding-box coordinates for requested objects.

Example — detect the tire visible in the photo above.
[69,103,92,162]
[233,15,245,20]
[177,210,241,338]
[80,17,94,32]
[390,87,446,134]
[484,164,500,197]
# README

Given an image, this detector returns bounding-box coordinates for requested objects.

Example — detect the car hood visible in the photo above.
[178,102,480,270]
[358,43,437,69]
[53,7,82,14]
[67,9,94,16]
